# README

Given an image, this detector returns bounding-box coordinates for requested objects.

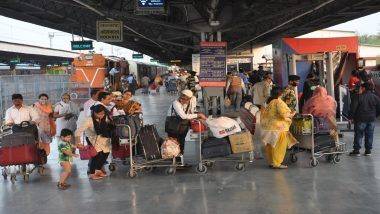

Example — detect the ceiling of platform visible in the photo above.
[0,0,379,63]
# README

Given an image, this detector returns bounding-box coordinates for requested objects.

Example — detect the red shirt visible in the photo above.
[348,76,360,90]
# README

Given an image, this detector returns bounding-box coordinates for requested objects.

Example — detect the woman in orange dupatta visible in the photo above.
[34,93,56,156]
[302,86,338,140]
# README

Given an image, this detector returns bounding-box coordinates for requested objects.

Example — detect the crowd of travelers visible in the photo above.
[2,65,380,190]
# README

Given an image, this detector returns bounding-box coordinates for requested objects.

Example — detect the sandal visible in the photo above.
[273,165,288,169]
[89,174,103,180]
[57,182,68,190]
[95,170,107,177]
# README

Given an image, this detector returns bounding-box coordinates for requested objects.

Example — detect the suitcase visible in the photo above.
[112,144,131,159]
[201,137,232,158]
[137,125,162,160]
[314,134,336,152]
[0,144,39,166]
[113,116,137,139]
[313,117,331,134]
[228,131,254,154]
[239,108,256,135]
[12,122,39,141]
[0,132,36,147]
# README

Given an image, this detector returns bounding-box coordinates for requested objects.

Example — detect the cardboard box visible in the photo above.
[228,131,254,154]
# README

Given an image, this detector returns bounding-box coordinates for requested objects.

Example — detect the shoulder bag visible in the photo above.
[165,104,190,135]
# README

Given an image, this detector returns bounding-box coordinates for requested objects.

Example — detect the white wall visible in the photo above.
[299,30,357,38]
[359,45,380,58]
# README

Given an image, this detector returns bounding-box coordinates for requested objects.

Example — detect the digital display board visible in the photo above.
[137,0,164,7]
[71,40,93,50]
[135,0,165,15]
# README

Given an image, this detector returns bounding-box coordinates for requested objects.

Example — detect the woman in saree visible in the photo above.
[34,93,55,156]
[302,86,338,140]
[261,86,298,169]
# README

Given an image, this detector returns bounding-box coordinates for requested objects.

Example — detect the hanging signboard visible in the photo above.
[199,42,227,87]
[96,21,123,42]
[71,40,93,50]
[132,53,144,59]
[135,0,165,15]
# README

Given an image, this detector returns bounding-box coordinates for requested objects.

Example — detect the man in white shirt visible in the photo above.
[166,90,206,164]
[252,73,273,108]
[91,91,117,117]
[83,89,99,117]
[5,94,39,126]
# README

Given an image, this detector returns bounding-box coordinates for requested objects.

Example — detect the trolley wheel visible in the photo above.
[290,154,298,163]
[37,166,45,175]
[10,175,16,183]
[144,167,154,173]
[310,158,319,167]
[332,155,341,164]
[325,155,333,162]
[23,174,29,183]
[205,161,214,168]
[122,160,129,166]
[235,163,246,171]
[128,170,137,179]
[165,167,176,176]
[108,164,116,172]
[196,164,207,174]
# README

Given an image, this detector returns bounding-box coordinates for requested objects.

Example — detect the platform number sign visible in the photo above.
[96,21,123,43]
[135,0,165,15]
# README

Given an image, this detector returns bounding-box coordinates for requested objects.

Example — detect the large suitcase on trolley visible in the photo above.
[314,134,336,152]
[0,144,40,166]
[239,108,256,135]
[137,125,162,160]
[0,132,36,147]
[201,137,232,158]
[112,144,131,159]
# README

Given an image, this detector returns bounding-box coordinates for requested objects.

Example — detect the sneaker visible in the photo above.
[349,150,361,157]
[364,150,372,156]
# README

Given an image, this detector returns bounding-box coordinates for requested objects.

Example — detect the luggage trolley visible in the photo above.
[193,120,254,174]
[126,124,182,178]
[289,114,346,167]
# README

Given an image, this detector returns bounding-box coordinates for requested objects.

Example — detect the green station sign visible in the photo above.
[132,53,144,59]
[150,59,159,63]
[10,57,20,64]
[71,40,93,50]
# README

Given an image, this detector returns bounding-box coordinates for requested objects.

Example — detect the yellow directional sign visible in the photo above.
[96,21,123,42]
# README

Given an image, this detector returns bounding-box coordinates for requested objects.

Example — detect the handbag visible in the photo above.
[78,134,98,160]
[165,104,190,135]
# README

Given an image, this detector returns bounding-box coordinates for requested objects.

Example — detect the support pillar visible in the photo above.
[326,52,335,98]
[290,54,299,112]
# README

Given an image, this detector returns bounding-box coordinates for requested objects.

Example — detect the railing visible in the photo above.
[0,74,90,121]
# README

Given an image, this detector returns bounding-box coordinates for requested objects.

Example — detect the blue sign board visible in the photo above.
[71,40,93,50]
[137,0,164,7]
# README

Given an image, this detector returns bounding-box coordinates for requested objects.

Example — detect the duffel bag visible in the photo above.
[113,115,137,139]
[161,138,180,159]
[205,117,241,138]
[0,132,35,147]
[12,121,39,141]
[201,137,232,158]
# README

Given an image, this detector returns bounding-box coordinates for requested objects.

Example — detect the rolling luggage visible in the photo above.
[137,125,162,160]
[201,137,232,158]
[112,144,131,159]
[314,134,336,152]
[0,144,39,166]
[12,121,39,141]
[0,132,35,147]
[239,108,256,135]
[228,131,254,154]
[113,116,137,139]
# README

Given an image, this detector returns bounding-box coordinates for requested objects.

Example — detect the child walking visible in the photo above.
[57,129,79,190]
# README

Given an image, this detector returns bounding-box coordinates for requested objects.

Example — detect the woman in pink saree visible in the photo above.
[302,87,338,139]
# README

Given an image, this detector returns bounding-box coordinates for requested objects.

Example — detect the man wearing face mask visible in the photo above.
[281,75,300,112]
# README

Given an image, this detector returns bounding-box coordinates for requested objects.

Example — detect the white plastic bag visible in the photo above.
[205,116,242,138]
[161,138,181,159]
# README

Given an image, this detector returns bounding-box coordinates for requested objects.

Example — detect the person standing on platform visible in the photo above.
[349,82,380,156]
[299,73,318,110]
[281,75,300,112]
[252,73,273,108]
[83,89,99,117]
[226,71,246,112]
